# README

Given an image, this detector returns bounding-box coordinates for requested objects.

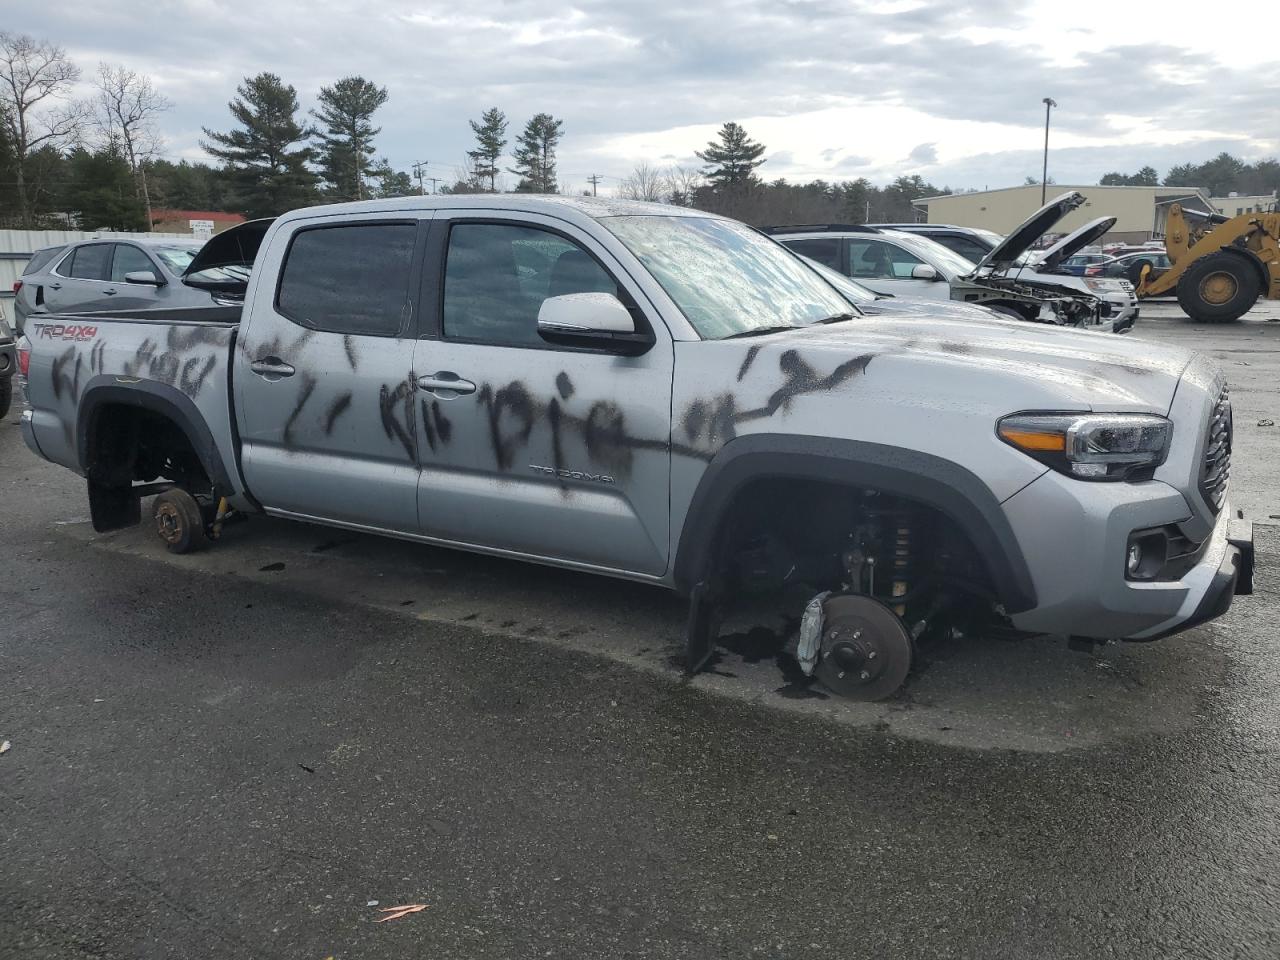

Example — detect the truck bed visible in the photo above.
[22,309,244,502]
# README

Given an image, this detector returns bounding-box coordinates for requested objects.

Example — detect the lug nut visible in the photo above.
[867,650,877,660]
[860,670,870,680]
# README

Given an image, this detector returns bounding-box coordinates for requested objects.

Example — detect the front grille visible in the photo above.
[1200,384,1232,513]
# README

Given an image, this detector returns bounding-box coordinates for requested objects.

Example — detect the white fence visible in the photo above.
[0,229,191,299]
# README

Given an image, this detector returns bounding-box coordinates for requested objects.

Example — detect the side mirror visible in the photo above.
[537,292,651,355]
[911,263,939,281]
[124,270,165,286]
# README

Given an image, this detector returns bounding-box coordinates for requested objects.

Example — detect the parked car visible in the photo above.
[774,196,1139,332]
[0,300,15,418]
[1087,250,1173,286]
[794,254,1008,322]
[13,236,216,334]
[17,195,1254,702]
[870,223,1004,264]
[1058,253,1112,276]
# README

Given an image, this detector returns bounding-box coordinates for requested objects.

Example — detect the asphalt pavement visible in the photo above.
[2,305,1278,959]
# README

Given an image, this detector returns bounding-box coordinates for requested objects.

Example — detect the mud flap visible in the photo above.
[87,479,140,533]
[684,581,719,675]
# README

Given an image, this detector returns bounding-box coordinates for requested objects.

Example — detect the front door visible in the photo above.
[235,215,428,532]
[106,243,165,311]
[846,238,945,299]
[411,214,674,577]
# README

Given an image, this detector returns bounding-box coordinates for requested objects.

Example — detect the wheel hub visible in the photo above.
[1200,271,1237,305]
[812,595,913,701]
[154,502,185,544]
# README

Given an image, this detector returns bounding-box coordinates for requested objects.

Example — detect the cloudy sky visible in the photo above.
[18,0,1280,195]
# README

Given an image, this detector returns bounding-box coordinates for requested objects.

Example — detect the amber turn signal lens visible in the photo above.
[997,426,1066,452]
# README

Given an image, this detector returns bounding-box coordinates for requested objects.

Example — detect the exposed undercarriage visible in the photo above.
[704,478,1008,701]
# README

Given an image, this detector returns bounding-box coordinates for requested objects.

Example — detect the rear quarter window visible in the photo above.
[23,246,65,275]
[276,222,417,337]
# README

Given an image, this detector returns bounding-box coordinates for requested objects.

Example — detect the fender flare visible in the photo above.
[1216,245,1269,288]
[77,375,235,494]
[672,434,1038,614]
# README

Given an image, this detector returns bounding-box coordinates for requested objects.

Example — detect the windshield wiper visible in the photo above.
[721,324,803,340]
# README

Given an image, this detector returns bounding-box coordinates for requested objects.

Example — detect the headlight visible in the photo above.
[997,412,1172,481]
[1084,279,1116,292]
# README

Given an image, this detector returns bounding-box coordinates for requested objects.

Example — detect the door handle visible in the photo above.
[249,356,296,381]
[417,372,476,396]
[49,282,62,290]
[103,288,117,296]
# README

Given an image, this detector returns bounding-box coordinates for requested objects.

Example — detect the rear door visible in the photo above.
[46,243,115,313]
[410,213,674,576]
[235,213,429,532]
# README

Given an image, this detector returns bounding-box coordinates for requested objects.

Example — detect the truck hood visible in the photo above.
[970,191,1087,275]
[1032,216,1117,271]
[728,310,1192,413]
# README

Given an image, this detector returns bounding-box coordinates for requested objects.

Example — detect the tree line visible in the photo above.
[1101,154,1280,198]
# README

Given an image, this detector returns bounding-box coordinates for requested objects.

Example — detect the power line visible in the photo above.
[586,174,602,197]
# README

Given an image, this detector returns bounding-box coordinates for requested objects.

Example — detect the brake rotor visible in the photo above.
[812,594,913,701]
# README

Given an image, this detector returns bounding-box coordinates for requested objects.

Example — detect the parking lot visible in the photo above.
[3,302,1279,958]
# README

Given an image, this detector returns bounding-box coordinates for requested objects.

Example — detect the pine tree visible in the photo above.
[509,113,563,193]
[467,107,507,193]
[696,122,766,189]
[201,72,318,218]
[311,75,389,200]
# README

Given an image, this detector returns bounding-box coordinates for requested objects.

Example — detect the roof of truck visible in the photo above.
[274,194,717,224]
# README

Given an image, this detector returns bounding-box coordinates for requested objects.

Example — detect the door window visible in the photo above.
[847,239,924,279]
[276,222,416,336]
[111,245,156,282]
[63,244,112,281]
[442,222,619,347]
[782,237,841,270]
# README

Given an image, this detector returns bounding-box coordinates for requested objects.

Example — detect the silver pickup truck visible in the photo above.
[16,196,1254,700]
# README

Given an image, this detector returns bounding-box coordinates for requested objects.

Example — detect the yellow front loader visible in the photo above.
[1137,203,1280,322]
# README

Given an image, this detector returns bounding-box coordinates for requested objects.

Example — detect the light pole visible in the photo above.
[1041,97,1056,204]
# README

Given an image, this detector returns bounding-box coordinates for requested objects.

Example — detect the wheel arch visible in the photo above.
[76,375,235,495]
[672,434,1039,614]
[1214,245,1270,288]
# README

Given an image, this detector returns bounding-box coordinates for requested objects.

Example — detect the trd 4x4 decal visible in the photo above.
[31,323,98,342]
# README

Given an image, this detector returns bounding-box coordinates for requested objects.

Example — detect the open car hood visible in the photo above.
[968,191,1087,275]
[182,218,275,293]
[1032,215,1117,271]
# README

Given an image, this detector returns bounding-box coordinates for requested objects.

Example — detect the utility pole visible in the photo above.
[412,161,429,196]
[587,174,602,197]
[426,177,441,195]
[1041,98,1057,205]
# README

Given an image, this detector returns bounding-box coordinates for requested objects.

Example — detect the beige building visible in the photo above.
[1211,193,1278,217]
[913,184,1216,246]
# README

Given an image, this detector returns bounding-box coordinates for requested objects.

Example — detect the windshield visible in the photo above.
[883,231,977,277]
[154,246,200,274]
[603,215,856,339]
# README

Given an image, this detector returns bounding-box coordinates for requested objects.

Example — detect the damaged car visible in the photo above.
[773,192,1138,332]
[17,195,1254,701]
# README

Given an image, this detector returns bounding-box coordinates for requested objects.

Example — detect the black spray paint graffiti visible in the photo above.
[282,374,318,447]
[420,398,453,453]
[50,346,82,403]
[324,392,353,434]
[117,325,231,399]
[379,376,418,460]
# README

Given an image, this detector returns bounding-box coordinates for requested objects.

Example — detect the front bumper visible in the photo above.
[1001,463,1254,640]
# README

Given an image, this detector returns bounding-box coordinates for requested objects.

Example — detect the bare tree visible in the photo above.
[0,32,84,226]
[94,62,170,229]
[618,162,666,202]
[665,166,704,206]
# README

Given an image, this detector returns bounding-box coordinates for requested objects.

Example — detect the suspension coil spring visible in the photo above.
[891,513,912,616]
